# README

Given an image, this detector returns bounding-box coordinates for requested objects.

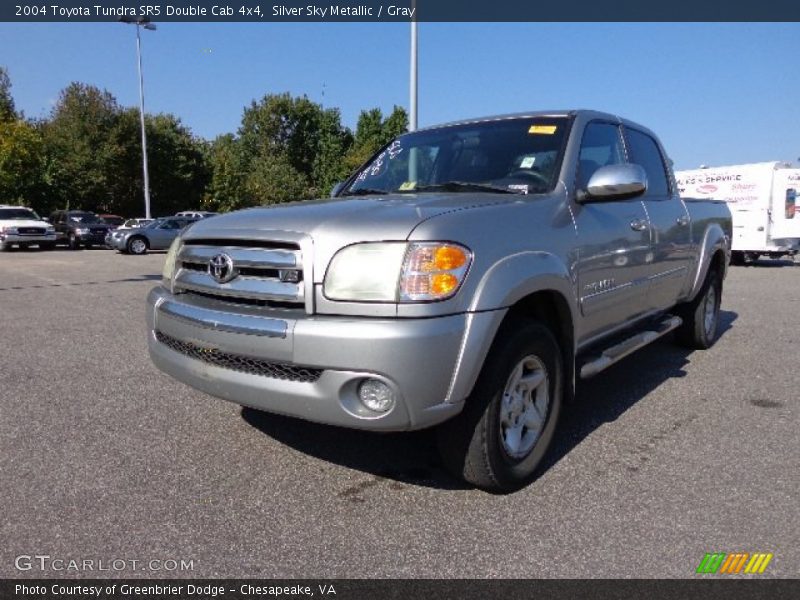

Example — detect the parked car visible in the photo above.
[108,216,199,255]
[147,109,732,491]
[49,210,113,250]
[176,211,218,219]
[0,205,57,250]
[98,214,126,229]
[104,218,155,247]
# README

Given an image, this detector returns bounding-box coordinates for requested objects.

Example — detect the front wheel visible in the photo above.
[127,237,148,255]
[437,320,563,492]
[676,268,722,349]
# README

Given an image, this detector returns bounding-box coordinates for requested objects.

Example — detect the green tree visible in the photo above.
[42,83,120,211]
[0,120,46,207]
[344,106,408,172]
[204,134,246,212]
[234,92,352,207]
[0,66,16,122]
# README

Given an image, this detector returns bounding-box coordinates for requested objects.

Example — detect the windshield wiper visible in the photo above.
[413,181,525,194]
[340,188,388,197]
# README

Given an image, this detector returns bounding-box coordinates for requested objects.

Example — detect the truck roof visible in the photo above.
[417,109,650,134]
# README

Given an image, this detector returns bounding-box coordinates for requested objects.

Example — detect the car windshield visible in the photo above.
[0,208,41,220]
[341,117,569,196]
[69,213,103,224]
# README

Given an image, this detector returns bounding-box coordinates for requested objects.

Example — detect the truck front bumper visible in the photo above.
[146,287,503,431]
[0,232,56,245]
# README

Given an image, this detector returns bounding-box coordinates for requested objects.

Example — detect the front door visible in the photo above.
[573,121,653,343]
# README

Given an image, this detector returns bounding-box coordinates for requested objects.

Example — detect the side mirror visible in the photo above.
[579,164,647,202]
[330,181,345,198]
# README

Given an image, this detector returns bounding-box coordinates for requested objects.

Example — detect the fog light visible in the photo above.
[357,379,395,413]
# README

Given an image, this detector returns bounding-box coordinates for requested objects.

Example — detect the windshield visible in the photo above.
[69,213,103,224]
[342,117,569,196]
[0,208,41,221]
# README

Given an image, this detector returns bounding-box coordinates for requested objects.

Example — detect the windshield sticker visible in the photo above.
[520,156,536,169]
[529,124,557,135]
[387,141,403,159]
[399,181,417,191]
[508,184,529,194]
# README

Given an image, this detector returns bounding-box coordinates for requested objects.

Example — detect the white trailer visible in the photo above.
[675,162,800,264]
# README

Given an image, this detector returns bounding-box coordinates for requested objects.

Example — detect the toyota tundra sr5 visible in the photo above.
[147,110,732,491]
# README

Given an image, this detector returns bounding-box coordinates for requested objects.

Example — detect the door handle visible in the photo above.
[676,215,690,226]
[630,218,648,232]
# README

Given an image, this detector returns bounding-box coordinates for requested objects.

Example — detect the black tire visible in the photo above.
[437,319,563,492]
[127,236,148,255]
[676,267,722,350]
[68,233,80,250]
[730,251,745,266]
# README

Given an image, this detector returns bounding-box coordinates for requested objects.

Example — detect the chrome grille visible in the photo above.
[18,227,46,235]
[175,240,304,308]
[155,331,322,383]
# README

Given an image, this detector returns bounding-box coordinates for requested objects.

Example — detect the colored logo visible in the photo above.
[696,552,773,574]
[697,184,718,194]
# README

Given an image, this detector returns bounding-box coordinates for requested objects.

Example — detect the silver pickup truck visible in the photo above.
[147,110,732,491]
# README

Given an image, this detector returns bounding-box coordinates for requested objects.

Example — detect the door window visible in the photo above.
[625,128,670,197]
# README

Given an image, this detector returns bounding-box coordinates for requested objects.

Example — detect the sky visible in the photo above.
[0,22,798,170]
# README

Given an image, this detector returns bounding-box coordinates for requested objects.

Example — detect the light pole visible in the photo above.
[409,6,418,132]
[120,16,156,219]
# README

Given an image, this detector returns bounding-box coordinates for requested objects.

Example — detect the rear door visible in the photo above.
[573,121,653,341]
[623,127,693,311]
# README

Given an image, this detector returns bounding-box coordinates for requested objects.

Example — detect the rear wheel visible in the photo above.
[127,236,148,255]
[437,320,563,492]
[676,267,722,349]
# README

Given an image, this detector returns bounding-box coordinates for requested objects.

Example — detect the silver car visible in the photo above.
[109,217,198,255]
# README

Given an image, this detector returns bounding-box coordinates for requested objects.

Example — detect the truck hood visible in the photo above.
[0,219,50,229]
[182,193,518,281]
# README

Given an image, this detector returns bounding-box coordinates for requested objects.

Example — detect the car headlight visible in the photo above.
[75,228,89,234]
[46,226,55,233]
[162,237,183,289]
[1,226,18,234]
[324,242,472,302]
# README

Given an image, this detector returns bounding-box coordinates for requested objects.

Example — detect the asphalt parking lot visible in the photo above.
[0,248,798,578]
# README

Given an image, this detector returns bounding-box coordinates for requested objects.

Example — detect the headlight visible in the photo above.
[46,226,55,233]
[323,242,472,302]
[324,243,407,301]
[75,228,89,234]
[1,226,18,234]
[162,237,183,289]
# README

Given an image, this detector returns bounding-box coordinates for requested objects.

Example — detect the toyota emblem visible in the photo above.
[208,253,237,284]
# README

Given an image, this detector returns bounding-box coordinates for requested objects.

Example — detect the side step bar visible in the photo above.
[579,316,683,379]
